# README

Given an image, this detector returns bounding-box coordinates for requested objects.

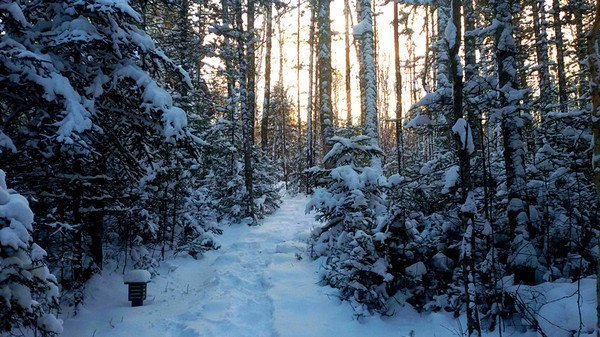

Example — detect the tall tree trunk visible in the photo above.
[493,0,528,235]
[448,0,470,200]
[552,0,569,112]
[356,0,367,127]
[587,1,600,332]
[317,0,334,158]
[436,0,452,112]
[357,0,379,153]
[297,0,302,138]
[447,0,481,334]
[278,17,285,84]
[393,0,403,173]
[372,0,378,83]
[277,16,288,187]
[575,0,589,108]
[345,0,352,127]
[246,0,256,219]
[532,0,552,120]
[222,0,237,173]
[261,0,272,151]
[306,0,317,192]
[463,0,480,151]
[236,0,254,219]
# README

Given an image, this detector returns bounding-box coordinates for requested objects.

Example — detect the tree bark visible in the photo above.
[436,0,452,111]
[448,0,481,334]
[393,0,403,173]
[236,0,254,219]
[493,0,528,234]
[222,0,237,173]
[448,0,470,200]
[575,0,589,109]
[357,0,379,151]
[246,0,256,219]
[552,0,569,112]
[463,0,481,151]
[532,0,552,120]
[317,0,334,159]
[297,0,302,138]
[306,0,317,192]
[345,0,352,127]
[261,0,272,151]
[587,1,600,333]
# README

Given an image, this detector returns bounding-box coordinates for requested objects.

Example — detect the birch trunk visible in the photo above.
[345,0,352,127]
[357,0,379,152]
[306,0,317,192]
[261,0,272,151]
[393,0,403,173]
[317,0,334,159]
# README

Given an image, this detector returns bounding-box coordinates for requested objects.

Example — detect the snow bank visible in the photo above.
[506,277,597,337]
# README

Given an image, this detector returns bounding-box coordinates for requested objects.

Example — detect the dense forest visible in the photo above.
[0,0,599,335]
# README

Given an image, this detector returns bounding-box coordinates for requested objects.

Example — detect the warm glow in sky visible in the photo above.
[254,0,430,124]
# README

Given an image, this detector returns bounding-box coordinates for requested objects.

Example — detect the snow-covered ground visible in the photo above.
[61,195,593,337]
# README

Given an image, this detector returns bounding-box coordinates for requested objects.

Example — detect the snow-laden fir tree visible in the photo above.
[308,136,390,315]
[0,170,62,336]
[0,0,203,304]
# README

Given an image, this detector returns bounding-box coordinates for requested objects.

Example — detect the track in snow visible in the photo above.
[62,195,319,337]
[62,194,500,337]
[161,195,313,337]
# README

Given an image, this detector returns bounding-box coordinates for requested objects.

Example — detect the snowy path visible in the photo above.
[62,195,525,337]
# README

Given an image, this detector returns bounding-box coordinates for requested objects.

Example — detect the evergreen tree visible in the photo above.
[0,170,62,336]
[308,136,389,315]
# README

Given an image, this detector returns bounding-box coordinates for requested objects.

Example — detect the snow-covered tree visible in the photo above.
[0,170,61,336]
[308,135,389,314]
[0,0,199,303]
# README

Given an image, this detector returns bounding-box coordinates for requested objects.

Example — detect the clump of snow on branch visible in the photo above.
[452,118,475,154]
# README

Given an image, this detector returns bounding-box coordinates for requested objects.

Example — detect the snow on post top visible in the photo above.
[124,269,151,283]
